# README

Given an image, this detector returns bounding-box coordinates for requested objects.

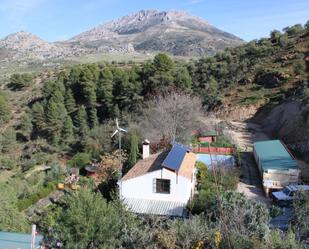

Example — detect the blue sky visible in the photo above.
[0,0,309,41]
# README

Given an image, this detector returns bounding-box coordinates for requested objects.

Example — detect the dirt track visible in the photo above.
[224,121,271,204]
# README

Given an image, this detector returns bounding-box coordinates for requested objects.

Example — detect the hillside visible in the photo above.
[205,24,309,149]
[0,9,243,67]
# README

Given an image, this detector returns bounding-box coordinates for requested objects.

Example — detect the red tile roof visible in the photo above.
[122,151,168,181]
[121,149,196,181]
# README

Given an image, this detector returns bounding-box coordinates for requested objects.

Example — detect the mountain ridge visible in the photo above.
[0,9,244,62]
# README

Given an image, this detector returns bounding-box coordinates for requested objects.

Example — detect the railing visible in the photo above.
[192,147,236,154]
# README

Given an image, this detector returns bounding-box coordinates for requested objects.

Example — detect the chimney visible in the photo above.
[142,139,150,159]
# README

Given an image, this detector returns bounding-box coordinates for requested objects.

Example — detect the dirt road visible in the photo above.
[224,121,271,204]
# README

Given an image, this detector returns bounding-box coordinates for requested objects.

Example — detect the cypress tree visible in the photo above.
[127,132,139,172]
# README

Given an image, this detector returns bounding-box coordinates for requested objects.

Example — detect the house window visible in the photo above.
[155,179,171,194]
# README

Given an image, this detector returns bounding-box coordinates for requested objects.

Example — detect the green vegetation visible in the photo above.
[0,182,28,232]
[199,135,234,148]
[0,92,10,125]
[190,162,239,213]
[66,152,91,169]
[8,73,34,90]
[126,131,139,173]
[39,186,304,249]
[17,180,57,211]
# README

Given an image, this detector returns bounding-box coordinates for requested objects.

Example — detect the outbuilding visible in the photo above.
[253,140,300,196]
[198,130,218,143]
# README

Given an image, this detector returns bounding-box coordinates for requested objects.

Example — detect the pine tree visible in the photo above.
[42,80,65,99]
[148,54,175,93]
[46,91,67,144]
[75,105,89,141]
[89,107,98,128]
[20,114,33,140]
[31,102,45,131]
[175,67,192,91]
[62,115,74,144]
[97,68,114,116]
[80,68,97,106]
[65,88,76,113]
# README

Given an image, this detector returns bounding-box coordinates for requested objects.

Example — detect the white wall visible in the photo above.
[119,168,194,203]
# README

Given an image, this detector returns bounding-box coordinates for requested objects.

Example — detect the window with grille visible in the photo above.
[155,179,170,194]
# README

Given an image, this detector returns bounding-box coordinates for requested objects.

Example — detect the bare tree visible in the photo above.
[140,92,203,144]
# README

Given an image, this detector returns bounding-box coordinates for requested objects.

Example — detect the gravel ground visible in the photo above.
[224,121,271,205]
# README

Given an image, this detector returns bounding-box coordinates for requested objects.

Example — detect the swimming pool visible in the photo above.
[196,154,235,169]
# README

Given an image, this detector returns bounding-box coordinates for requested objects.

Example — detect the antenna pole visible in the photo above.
[119,129,122,177]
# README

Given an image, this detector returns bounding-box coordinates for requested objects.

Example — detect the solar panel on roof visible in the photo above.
[162,143,189,171]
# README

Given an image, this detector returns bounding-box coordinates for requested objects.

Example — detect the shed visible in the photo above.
[253,140,300,195]
[199,130,217,143]
[0,231,44,249]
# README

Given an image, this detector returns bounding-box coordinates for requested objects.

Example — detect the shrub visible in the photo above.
[0,93,10,125]
[255,69,286,88]
[293,59,306,75]
[8,73,34,90]
[190,164,239,214]
[283,24,304,36]
[67,152,91,169]
[17,180,57,211]
[0,157,16,170]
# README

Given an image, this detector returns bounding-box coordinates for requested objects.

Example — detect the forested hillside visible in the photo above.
[0,20,308,184]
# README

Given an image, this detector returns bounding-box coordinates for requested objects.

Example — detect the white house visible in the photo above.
[118,142,197,217]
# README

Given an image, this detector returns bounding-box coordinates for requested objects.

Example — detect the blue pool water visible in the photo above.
[196,154,235,169]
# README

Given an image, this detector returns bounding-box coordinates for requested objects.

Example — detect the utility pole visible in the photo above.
[31,224,36,249]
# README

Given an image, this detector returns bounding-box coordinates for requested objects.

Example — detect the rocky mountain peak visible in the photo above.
[0,30,51,51]
[0,9,244,61]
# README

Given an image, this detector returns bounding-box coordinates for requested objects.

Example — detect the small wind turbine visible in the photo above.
[111,118,127,178]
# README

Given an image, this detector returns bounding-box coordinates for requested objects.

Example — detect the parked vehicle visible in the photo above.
[272,185,309,206]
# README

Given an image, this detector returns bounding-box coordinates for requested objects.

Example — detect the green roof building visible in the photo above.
[253,140,300,196]
[253,140,298,172]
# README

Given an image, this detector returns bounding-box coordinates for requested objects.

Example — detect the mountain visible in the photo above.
[69,10,243,56]
[0,10,244,63]
[0,31,74,62]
